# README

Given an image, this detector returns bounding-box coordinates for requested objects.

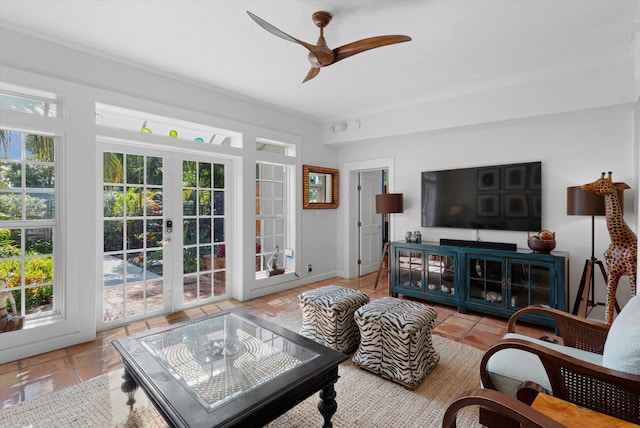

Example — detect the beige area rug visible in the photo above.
[0,310,483,427]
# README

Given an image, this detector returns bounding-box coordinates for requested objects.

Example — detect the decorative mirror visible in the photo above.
[303,165,339,209]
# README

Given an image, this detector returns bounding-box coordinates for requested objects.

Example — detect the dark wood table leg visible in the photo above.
[318,383,338,428]
[120,368,139,411]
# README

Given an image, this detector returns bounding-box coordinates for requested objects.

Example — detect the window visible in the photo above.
[255,161,292,276]
[0,83,58,117]
[95,103,241,148]
[0,129,56,320]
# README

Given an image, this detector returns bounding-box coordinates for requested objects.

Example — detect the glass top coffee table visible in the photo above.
[112,309,348,428]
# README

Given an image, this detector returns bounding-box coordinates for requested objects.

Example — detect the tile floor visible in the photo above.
[0,272,554,409]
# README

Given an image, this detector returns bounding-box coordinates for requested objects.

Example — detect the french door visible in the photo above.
[98,142,230,328]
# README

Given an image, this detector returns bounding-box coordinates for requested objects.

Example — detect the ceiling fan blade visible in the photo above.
[302,67,321,83]
[247,11,316,51]
[333,35,411,63]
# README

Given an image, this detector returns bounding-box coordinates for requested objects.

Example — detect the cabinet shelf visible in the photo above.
[391,241,569,328]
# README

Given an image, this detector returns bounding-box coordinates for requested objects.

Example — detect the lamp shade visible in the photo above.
[375,193,403,214]
[567,186,624,216]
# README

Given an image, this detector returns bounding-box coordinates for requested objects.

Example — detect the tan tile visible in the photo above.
[441,316,477,329]
[0,369,20,389]
[0,360,19,375]
[459,338,491,351]
[468,322,506,337]
[184,307,207,319]
[21,349,67,368]
[22,371,79,401]
[19,357,73,383]
[70,346,119,368]
[126,321,150,335]
[433,322,471,340]
[76,357,122,382]
[462,329,503,347]
[452,311,483,322]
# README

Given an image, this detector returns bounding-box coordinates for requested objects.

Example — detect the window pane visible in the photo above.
[146,187,163,216]
[104,220,123,252]
[25,134,54,162]
[183,190,196,216]
[273,181,283,198]
[104,186,124,217]
[213,218,224,243]
[0,131,22,161]
[26,227,53,254]
[126,154,144,184]
[183,247,196,274]
[0,161,21,188]
[127,219,144,250]
[261,181,273,198]
[183,219,196,245]
[146,250,163,277]
[126,186,143,216]
[199,190,211,215]
[146,156,163,186]
[146,219,163,248]
[183,161,196,187]
[213,191,224,215]
[199,162,211,188]
[25,257,53,285]
[26,164,55,188]
[26,193,54,219]
[199,218,211,244]
[0,193,22,220]
[0,89,57,117]
[126,252,144,283]
[213,164,224,188]
[104,152,124,184]
[273,165,284,181]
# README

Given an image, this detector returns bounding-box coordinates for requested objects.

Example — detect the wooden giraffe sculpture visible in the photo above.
[581,172,637,324]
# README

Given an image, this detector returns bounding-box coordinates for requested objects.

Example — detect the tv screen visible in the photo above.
[421,162,541,231]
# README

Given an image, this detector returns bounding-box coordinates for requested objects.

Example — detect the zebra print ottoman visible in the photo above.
[352,297,439,389]
[298,285,370,353]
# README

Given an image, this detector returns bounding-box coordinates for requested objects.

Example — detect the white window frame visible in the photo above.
[0,117,62,329]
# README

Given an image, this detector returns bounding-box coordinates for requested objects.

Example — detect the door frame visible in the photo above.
[96,140,233,329]
[341,157,396,279]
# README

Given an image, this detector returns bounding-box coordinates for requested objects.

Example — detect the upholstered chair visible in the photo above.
[479,295,640,425]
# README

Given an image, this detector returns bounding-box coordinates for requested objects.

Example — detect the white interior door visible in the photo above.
[359,171,383,276]
[98,143,229,329]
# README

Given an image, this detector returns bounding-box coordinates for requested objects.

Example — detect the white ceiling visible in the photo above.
[0,0,638,122]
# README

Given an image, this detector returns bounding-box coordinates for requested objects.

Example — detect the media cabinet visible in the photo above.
[390,241,569,328]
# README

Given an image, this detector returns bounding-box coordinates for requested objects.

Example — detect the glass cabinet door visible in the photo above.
[508,260,553,309]
[396,248,423,291]
[468,256,505,305]
[424,251,456,296]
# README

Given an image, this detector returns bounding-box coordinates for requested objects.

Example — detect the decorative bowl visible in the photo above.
[527,238,556,254]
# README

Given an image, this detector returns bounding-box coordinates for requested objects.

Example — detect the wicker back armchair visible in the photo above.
[480,303,640,425]
[442,388,564,428]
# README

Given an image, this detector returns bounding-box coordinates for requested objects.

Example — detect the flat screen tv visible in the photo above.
[421,162,541,231]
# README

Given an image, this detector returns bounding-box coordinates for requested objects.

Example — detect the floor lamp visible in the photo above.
[567,186,621,317]
[374,193,403,289]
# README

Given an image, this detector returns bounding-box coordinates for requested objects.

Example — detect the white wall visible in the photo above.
[336,104,639,317]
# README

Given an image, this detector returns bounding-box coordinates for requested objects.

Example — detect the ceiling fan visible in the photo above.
[247,10,411,83]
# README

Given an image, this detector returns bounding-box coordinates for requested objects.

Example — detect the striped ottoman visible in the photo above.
[352,297,439,388]
[298,285,370,353]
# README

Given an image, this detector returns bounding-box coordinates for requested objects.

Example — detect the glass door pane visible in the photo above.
[180,160,227,307]
[102,150,166,323]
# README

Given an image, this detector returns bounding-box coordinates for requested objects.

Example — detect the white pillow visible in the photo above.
[602,295,640,374]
